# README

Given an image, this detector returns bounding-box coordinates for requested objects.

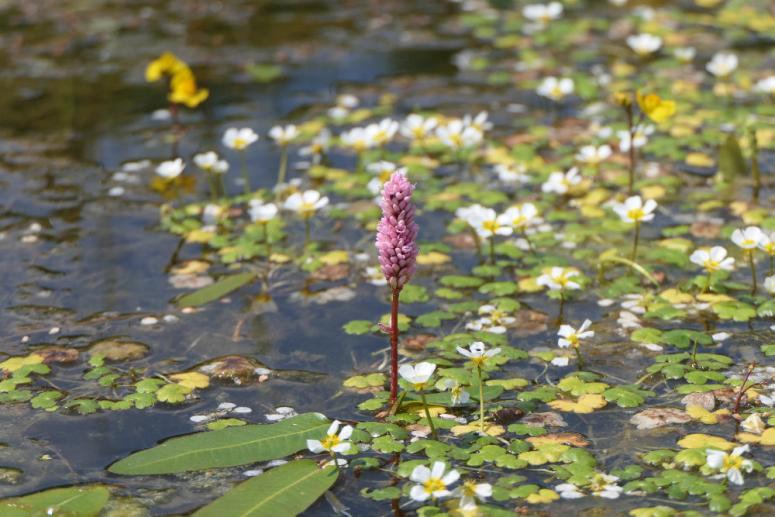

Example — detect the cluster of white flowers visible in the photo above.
[536,76,574,101]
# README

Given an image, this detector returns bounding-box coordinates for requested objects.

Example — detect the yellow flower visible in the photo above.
[636,91,676,123]
[168,68,209,108]
[145,52,187,82]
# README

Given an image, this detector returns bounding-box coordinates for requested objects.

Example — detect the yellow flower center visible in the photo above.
[551,86,563,99]
[722,454,743,472]
[512,215,527,228]
[320,433,340,451]
[234,137,247,150]
[704,259,719,272]
[626,208,644,221]
[423,477,446,494]
[482,220,500,233]
[567,334,580,348]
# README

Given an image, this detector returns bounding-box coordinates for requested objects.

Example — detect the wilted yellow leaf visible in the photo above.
[548,394,606,414]
[526,489,560,504]
[685,153,714,168]
[659,289,694,305]
[319,250,349,266]
[641,185,666,200]
[417,252,451,266]
[170,260,210,275]
[736,428,775,446]
[450,423,505,436]
[186,229,215,244]
[0,353,43,373]
[518,277,542,293]
[269,253,291,263]
[686,405,730,425]
[170,372,210,390]
[677,433,734,450]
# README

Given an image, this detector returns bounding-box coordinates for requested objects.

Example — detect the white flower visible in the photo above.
[626,33,662,56]
[341,126,377,152]
[441,379,471,405]
[399,362,436,388]
[556,483,585,499]
[556,473,622,499]
[537,77,574,101]
[523,2,563,24]
[612,196,657,223]
[576,145,612,166]
[465,304,516,334]
[194,151,229,174]
[765,276,775,295]
[558,319,594,349]
[609,0,627,5]
[283,190,329,216]
[690,246,735,273]
[306,420,353,454]
[456,341,501,366]
[755,76,775,96]
[537,267,581,291]
[156,158,185,179]
[454,480,492,510]
[299,129,331,162]
[618,124,654,152]
[674,47,696,63]
[495,163,530,183]
[731,226,764,250]
[706,52,738,78]
[400,114,438,142]
[542,167,581,194]
[366,119,399,147]
[500,203,539,231]
[202,204,222,226]
[463,111,492,132]
[248,200,278,223]
[223,128,259,150]
[365,266,388,286]
[409,462,460,502]
[740,413,765,434]
[706,445,753,485]
[758,232,775,255]
[436,120,483,150]
[470,208,513,239]
[268,125,299,146]
[367,160,398,177]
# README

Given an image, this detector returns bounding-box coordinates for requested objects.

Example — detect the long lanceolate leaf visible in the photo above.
[109,413,329,475]
[0,486,110,517]
[193,460,338,517]
[176,271,256,308]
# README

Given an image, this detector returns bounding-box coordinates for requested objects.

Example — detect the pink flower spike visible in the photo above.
[376,170,419,291]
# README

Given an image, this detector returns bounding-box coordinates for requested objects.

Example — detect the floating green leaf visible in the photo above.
[176,272,256,308]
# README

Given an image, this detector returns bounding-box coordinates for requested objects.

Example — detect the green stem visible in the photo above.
[749,250,757,296]
[304,216,311,251]
[489,236,495,265]
[278,145,288,185]
[626,105,635,195]
[419,391,437,440]
[631,222,641,261]
[477,365,485,434]
[240,151,251,195]
[574,346,585,371]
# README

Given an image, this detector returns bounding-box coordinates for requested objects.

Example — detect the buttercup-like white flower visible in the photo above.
[706,52,738,78]
[441,379,471,405]
[618,124,654,152]
[194,151,229,174]
[537,77,574,101]
[755,76,775,96]
[268,124,299,146]
[400,114,438,142]
[456,341,501,366]
[299,129,331,163]
[463,111,493,132]
[283,190,329,217]
[690,246,735,273]
[674,47,696,63]
[758,232,775,256]
[537,267,581,291]
[340,127,376,152]
[461,206,513,239]
[612,196,657,223]
[542,167,581,194]
[731,226,764,249]
[436,119,483,150]
[556,473,622,499]
[627,33,662,56]
[306,420,353,454]
[558,319,594,349]
[399,362,436,389]
[409,461,460,502]
[156,158,185,179]
[222,128,259,150]
[494,163,530,184]
[523,2,563,25]
[500,203,539,231]
[465,304,516,334]
[454,480,493,510]
[248,200,278,223]
[576,145,612,166]
[706,445,753,485]
[366,119,399,147]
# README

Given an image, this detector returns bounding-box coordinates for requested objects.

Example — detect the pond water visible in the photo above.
[1,0,775,515]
